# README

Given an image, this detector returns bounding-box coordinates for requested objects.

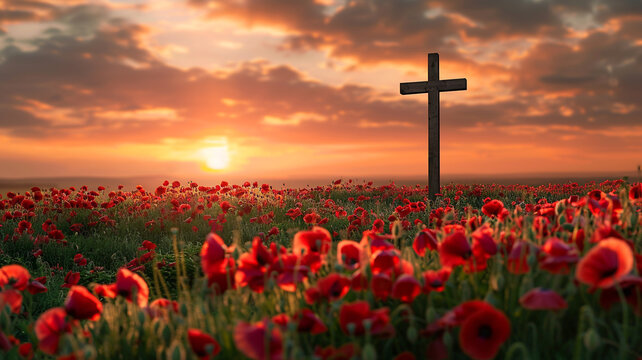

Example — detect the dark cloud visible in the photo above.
[593,0,642,21]
[509,18,641,128]
[189,0,476,68]
[187,0,642,68]
[437,0,567,39]
[1,1,113,36]
[2,0,60,27]
[0,105,47,128]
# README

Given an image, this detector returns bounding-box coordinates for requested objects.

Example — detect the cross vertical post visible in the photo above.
[428,53,440,201]
[400,53,467,200]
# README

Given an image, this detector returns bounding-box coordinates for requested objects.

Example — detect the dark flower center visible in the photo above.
[622,285,634,297]
[601,267,618,279]
[478,324,493,339]
[331,282,344,297]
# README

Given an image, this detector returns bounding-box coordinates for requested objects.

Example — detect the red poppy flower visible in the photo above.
[0,265,30,291]
[0,289,22,314]
[394,351,416,360]
[271,313,289,329]
[201,233,229,274]
[438,231,472,268]
[94,283,117,298]
[532,216,550,237]
[236,253,267,293]
[303,212,320,224]
[234,320,283,360]
[360,230,395,253]
[73,254,87,266]
[139,240,157,251]
[35,307,72,355]
[371,273,392,300]
[146,298,179,318]
[392,274,421,303]
[200,233,236,294]
[155,186,166,196]
[61,271,80,289]
[576,238,633,289]
[64,286,102,321]
[599,275,642,315]
[538,237,579,274]
[115,268,149,307]
[426,300,495,334]
[205,258,236,294]
[351,270,368,291]
[18,342,32,359]
[337,240,365,270]
[394,259,415,278]
[370,249,401,275]
[27,279,47,294]
[471,226,497,257]
[316,273,350,301]
[301,252,323,274]
[426,335,448,360]
[481,200,504,217]
[519,288,568,310]
[292,226,332,257]
[188,329,221,359]
[590,225,625,243]
[372,218,385,233]
[268,254,308,292]
[236,237,273,293]
[339,301,393,336]
[314,343,358,360]
[507,241,533,275]
[629,183,642,202]
[422,268,451,294]
[0,330,12,351]
[458,306,511,360]
[413,229,438,257]
[293,309,327,334]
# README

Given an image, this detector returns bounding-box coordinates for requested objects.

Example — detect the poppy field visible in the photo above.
[0,179,641,359]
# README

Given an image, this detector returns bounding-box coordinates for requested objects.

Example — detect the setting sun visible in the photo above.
[201,145,230,171]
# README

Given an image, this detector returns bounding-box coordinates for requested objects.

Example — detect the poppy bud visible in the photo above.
[425,307,438,323]
[490,273,504,291]
[442,331,453,348]
[362,344,377,360]
[406,326,418,343]
[583,329,601,351]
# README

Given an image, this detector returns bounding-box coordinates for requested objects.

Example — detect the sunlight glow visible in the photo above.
[201,145,230,170]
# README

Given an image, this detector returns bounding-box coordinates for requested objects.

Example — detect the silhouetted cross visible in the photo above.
[400,53,467,200]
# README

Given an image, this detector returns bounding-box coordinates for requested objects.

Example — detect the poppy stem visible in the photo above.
[616,285,629,360]
[572,305,590,360]
[505,341,530,360]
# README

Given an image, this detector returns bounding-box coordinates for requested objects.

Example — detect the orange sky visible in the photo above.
[1,0,640,180]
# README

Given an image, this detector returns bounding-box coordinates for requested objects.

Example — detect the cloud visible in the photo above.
[509,17,641,128]
[0,11,428,147]
[186,0,641,68]
[1,1,640,177]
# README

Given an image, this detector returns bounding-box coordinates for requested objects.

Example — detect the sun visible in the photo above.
[200,146,230,170]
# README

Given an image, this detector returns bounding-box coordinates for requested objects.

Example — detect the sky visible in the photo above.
[1,0,641,182]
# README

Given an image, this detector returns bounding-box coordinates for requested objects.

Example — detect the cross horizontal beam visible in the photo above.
[399,78,467,95]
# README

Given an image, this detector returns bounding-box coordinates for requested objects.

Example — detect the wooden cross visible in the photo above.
[400,53,467,200]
